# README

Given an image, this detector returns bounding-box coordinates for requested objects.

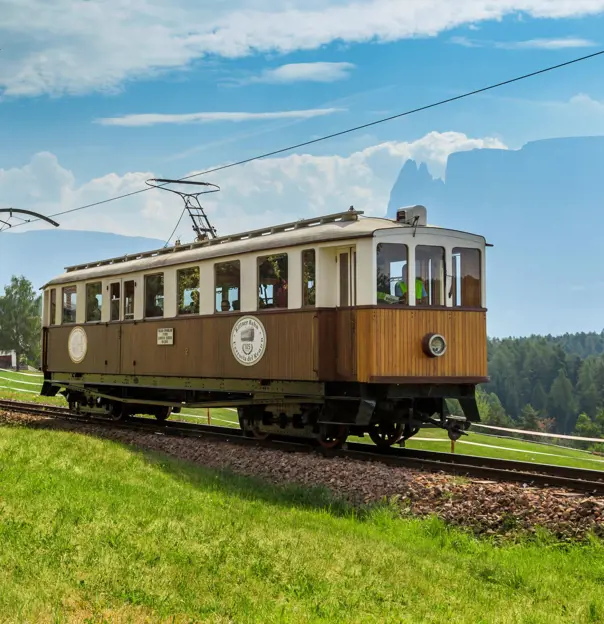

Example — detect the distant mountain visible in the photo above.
[0,230,163,291]
[387,136,604,337]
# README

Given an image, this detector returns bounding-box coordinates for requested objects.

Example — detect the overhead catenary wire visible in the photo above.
[4,48,604,236]
[164,207,186,247]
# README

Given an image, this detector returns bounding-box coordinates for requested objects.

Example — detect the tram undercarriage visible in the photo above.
[41,372,480,449]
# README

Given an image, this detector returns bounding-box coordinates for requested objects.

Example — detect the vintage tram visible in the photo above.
[39,205,488,448]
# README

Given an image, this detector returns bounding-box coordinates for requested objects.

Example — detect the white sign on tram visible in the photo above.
[230,316,267,366]
[157,328,174,345]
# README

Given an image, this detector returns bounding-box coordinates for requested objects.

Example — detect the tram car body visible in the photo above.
[40,206,488,448]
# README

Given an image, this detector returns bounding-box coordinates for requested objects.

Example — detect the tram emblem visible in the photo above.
[67,326,88,364]
[231,316,266,366]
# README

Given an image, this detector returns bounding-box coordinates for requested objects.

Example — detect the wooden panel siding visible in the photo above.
[46,310,338,382]
[45,324,122,374]
[44,307,486,384]
[356,308,487,382]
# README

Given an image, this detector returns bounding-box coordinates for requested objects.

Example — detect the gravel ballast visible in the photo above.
[2,410,603,540]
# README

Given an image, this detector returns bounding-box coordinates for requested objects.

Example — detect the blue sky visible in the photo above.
[1,0,604,336]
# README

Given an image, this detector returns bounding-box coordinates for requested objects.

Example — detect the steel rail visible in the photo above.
[1,399,603,494]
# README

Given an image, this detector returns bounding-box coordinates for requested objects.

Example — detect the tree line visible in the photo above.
[480,332,604,444]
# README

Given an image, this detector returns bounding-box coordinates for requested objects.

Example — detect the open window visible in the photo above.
[376,243,408,305]
[86,282,102,322]
[258,254,288,309]
[302,249,316,307]
[215,260,240,312]
[415,246,444,306]
[123,280,135,320]
[145,274,164,318]
[62,286,77,323]
[178,267,200,315]
[452,247,481,308]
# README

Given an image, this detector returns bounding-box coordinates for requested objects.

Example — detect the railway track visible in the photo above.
[2,398,604,495]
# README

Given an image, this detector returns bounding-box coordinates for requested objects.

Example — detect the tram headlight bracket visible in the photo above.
[422,333,447,358]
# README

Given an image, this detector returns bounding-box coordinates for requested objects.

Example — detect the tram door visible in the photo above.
[337,246,357,307]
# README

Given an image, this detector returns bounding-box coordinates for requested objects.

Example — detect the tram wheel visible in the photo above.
[317,425,348,449]
[369,422,404,448]
[155,407,172,422]
[109,402,129,422]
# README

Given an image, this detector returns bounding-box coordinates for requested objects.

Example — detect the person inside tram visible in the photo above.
[87,297,101,321]
[394,264,428,305]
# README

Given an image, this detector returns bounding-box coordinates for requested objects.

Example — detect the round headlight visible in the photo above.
[422,333,447,358]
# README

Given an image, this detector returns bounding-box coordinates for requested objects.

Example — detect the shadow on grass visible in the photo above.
[8,417,399,522]
[139,445,396,522]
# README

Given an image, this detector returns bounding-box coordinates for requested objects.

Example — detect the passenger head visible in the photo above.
[221,299,230,311]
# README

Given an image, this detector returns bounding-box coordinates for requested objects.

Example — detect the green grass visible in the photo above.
[1,424,604,623]
[1,369,602,471]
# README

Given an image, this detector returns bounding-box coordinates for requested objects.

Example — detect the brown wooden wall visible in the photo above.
[352,308,488,382]
[44,307,487,383]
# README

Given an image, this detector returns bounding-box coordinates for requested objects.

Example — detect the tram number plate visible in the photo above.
[157,328,174,345]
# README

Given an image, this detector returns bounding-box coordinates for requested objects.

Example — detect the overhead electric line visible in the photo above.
[4,48,604,236]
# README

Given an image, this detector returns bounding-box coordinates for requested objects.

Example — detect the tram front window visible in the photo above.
[376,243,408,305]
[415,245,445,306]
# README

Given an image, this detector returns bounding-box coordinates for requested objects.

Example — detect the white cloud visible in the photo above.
[95,108,344,127]
[450,36,598,49]
[2,0,604,97]
[500,37,598,49]
[1,131,506,241]
[248,62,356,84]
[567,93,604,112]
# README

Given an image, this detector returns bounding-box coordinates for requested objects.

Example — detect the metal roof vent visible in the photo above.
[395,205,427,226]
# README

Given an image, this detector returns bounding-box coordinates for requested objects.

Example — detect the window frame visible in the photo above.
[85,281,103,323]
[61,285,77,324]
[123,280,135,321]
[50,288,57,325]
[177,266,201,316]
[376,242,410,307]
[144,273,165,319]
[257,252,289,310]
[414,245,446,308]
[301,249,316,308]
[109,281,121,322]
[451,246,482,309]
[214,260,241,313]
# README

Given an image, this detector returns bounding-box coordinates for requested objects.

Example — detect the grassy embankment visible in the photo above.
[1,422,604,622]
[1,369,603,472]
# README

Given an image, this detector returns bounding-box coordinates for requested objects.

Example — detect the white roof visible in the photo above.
[43,210,484,287]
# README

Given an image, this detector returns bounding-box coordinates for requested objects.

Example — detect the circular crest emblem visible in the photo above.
[68,326,88,364]
[230,316,266,366]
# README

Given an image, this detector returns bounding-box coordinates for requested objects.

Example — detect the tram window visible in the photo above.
[302,249,316,307]
[178,267,200,315]
[376,243,408,305]
[258,253,288,309]
[123,280,135,320]
[415,246,444,306]
[215,260,240,312]
[452,247,481,307]
[144,273,164,318]
[62,286,77,323]
[85,282,102,322]
[50,289,56,325]
[110,283,121,321]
